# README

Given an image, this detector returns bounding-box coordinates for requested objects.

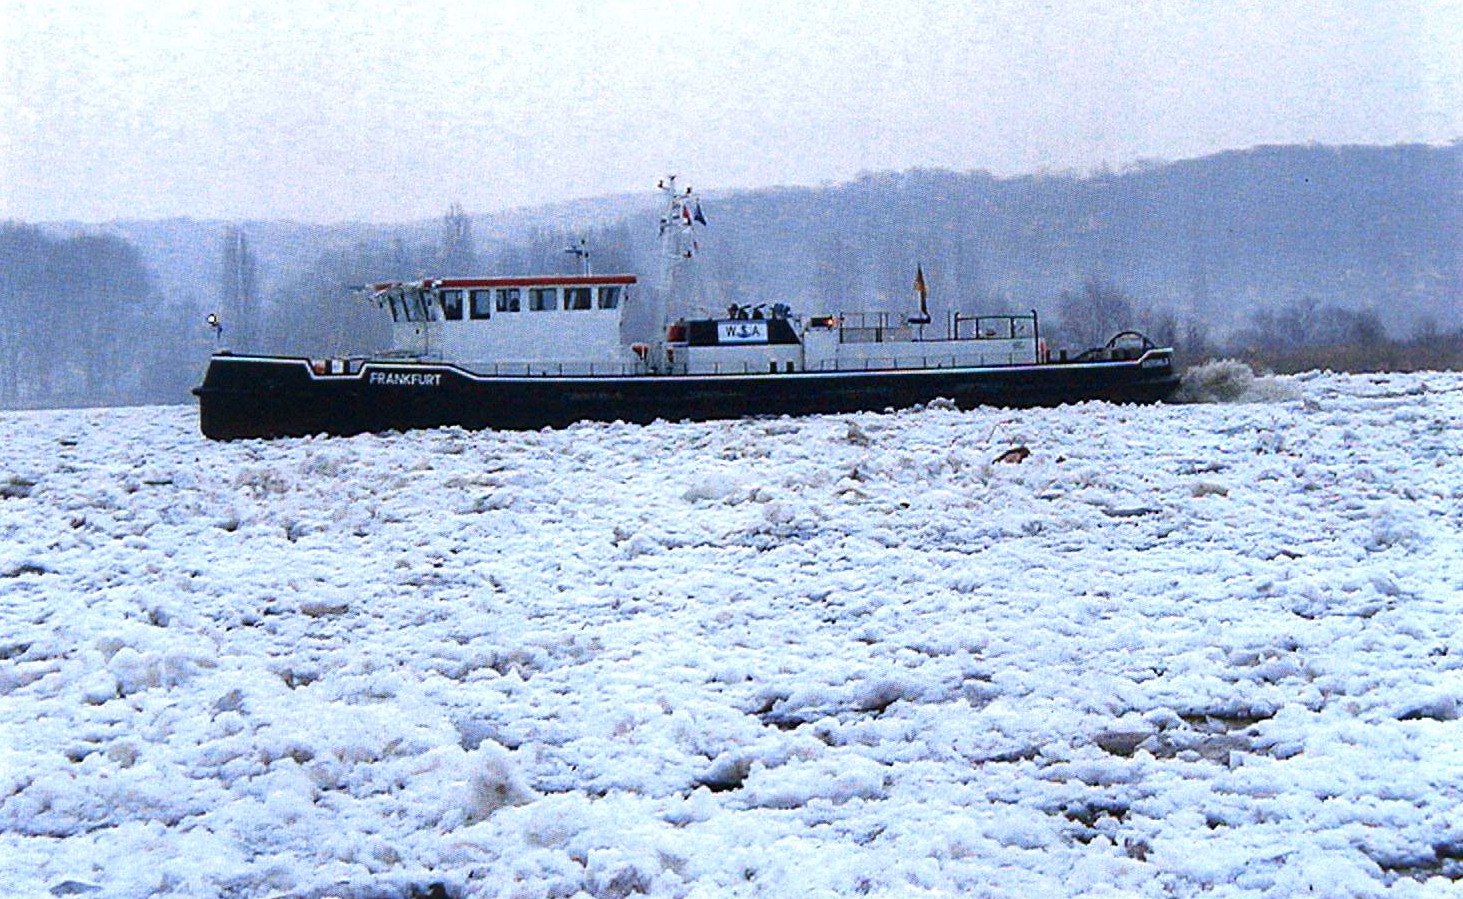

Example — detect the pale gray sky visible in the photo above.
[2,0,1459,224]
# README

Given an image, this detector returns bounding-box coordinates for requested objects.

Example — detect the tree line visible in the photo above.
[0,223,201,408]
[3,143,1459,409]
[1045,276,1463,373]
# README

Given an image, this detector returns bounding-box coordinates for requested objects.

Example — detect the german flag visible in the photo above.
[914,264,928,317]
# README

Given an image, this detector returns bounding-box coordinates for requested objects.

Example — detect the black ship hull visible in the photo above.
[193,352,1180,440]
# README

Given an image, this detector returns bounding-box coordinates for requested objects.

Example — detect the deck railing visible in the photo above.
[465,360,655,377]
[807,354,1023,372]
[836,311,1038,344]
[355,353,1041,379]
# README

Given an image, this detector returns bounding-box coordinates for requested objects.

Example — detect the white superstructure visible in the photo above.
[371,275,640,375]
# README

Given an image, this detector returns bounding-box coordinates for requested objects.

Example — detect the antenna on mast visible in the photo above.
[563,238,592,276]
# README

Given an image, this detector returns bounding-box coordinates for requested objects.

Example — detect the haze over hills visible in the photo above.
[87,142,1463,328]
[8,142,1462,410]
[673,142,1462,338]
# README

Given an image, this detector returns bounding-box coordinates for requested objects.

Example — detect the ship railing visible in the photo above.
[686,361,802,375]
[952,313,1037,342]
[468,360,655,377]
[839,325,915,344]
[809,352,1024,372]
[682,355,1029,374]
[835,311,1038,344]
[835,312,914,344]
[836,312,895,331]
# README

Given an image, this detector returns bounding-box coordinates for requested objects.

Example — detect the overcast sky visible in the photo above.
[2,0,1459,224]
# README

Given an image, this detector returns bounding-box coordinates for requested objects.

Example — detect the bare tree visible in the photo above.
[1057,276,1135,348]
[439,203,478,274]
[220,226,259,351]
[260,238,403,358]
[0,224,154,408]
[0,223,45,406]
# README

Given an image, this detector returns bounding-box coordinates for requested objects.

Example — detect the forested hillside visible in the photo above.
[688,143,1460,341]
[0,224,198,408]
[5,143,1459,409]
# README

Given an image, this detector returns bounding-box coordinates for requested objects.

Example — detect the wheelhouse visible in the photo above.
[370,275,639,374]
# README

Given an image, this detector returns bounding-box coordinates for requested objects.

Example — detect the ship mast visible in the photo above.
[657,175,703,288]
[651,175,706,369]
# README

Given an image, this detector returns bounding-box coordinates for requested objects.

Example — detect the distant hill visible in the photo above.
[14,141,1459,411]
[678,143,1461,339]
[43,143,1451,341]
[37,193,662,317]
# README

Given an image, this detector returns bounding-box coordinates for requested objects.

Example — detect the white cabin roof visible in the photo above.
[372,274,636,294]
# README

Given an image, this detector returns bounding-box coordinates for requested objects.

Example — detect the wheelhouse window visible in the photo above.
[597,285,622,309]
[470,289,492,319]
[495,288,520,312]
[528,287,557,311]
[564,286,592,310]
[440,289,464,321]
[394,290,433,322]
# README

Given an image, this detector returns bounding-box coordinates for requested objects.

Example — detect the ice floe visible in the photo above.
[1,371,1461,897]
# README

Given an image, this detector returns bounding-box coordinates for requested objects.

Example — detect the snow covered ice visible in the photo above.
[2,370,1462,898]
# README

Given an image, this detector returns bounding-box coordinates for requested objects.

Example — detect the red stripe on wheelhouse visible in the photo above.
[432,275,637,289]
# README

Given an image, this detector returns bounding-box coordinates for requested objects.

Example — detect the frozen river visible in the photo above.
[2,369,1461,898]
